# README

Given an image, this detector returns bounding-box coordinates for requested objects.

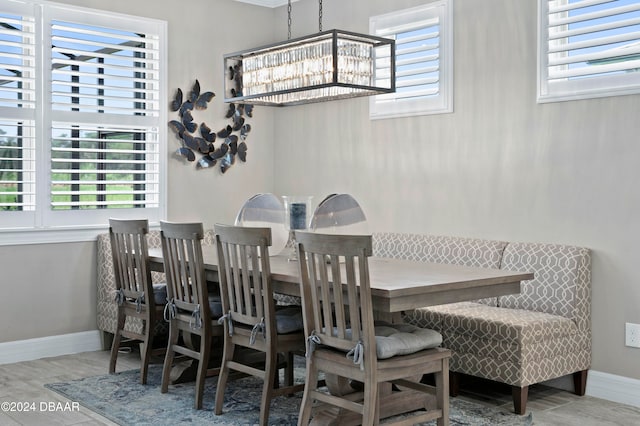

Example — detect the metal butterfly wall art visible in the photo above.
[168,79,253,173]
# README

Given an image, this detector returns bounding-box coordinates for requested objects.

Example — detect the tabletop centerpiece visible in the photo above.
[281,195,313,261]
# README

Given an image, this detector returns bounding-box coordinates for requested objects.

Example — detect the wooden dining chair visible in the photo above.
[295,231,452,426]
[159,221,223,409]
[213,224,306,426]
[108,218,165,384]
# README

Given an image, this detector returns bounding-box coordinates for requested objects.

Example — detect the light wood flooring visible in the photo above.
[1,349,639,425]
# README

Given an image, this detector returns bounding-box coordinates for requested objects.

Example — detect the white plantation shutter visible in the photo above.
[0,5,36,224]
[50,21,160,116]
[370,1,453,119]
[50,123,160,210]
[539,0,640,102]
[0,1,166,240]
[43,5,165,227]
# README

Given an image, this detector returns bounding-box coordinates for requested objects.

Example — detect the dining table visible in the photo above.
[147,244,533,424]
[148,245,532,313]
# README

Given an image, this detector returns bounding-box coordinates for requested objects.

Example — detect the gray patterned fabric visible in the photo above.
[373,233,592,390]
[96,229,216,337]
[372,232,507,268]
[499,242,592,333]
[441,303,591,386]
[373,232,508,327]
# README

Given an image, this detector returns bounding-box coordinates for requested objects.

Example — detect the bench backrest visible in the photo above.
[372,232,507,268]
[499,242,591,331]
[372,233,508,306]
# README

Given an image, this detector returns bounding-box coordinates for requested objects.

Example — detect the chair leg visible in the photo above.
[298,358,317,426]
[362,379,379,426]
[436,358,450,426]
[573,370,588,396]
[161,321,179,393]
[194,332,211,410]
[214,340,235,415]
[109,311,125,374]
[285,351,295,392]
[139,318,154,385]
[512,385,528,415]
[260,350,277,426]
[449,371,460,397]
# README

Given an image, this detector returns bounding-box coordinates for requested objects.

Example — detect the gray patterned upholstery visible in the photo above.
[372,232,508,329]
[96,229,216,337]
[373,232,592,393]
[499,242,591,334]
[372,232,507,268]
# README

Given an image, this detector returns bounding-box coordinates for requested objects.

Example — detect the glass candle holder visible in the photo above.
[282,195,313,261]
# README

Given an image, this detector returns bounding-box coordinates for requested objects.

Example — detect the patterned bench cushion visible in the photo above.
[403,302,485,331]
[442,304,579,345]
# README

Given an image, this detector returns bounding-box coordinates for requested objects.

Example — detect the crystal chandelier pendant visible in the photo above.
[223,1,395,107]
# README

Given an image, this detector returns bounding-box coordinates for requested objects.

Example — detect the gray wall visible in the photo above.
[0,0,278,342]
[1,0,639,385]
[271,0,640,381]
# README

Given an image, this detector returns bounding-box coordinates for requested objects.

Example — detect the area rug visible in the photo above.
[45,365,533,425]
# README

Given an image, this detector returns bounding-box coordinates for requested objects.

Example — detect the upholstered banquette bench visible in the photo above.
[96,229,216,346]
[372,232,591,415]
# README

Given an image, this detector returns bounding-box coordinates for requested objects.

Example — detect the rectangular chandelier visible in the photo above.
[223,29,395,107]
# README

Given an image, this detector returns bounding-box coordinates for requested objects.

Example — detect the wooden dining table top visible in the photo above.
[147,245,533,313]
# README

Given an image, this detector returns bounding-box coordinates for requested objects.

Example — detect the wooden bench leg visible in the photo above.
[573,369,588,396]
[512,385,528,415]
[449,372,460,397]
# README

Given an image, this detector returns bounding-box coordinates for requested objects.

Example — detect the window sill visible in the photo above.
[0,226,112,246]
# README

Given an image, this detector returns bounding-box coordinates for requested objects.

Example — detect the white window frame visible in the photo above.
[0,1,167,245]
[538,0,640,103]
[369,0,453,120]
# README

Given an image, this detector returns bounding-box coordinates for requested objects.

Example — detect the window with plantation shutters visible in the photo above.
[0,6,36,221]
[0,1,166,243]
[369,1,453,119]
[539,0,640,102]
[48,14,162,216]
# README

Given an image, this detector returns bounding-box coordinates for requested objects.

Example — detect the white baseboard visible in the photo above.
[586,370,640,408]
[0,330,103,365]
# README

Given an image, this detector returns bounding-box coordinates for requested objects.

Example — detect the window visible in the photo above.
[538,0,640,102]
[369,0,453,120]
[0,1,166,243]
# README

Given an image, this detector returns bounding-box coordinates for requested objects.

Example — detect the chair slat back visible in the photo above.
[160,221,209,318]
[215,225,274,332]
[109,218,153,302]
[295,232,375,356]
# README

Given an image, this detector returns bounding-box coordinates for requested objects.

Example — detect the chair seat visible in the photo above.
[375,322,443,359]
[208,294,223,319]
[275,306,304,334]
[322,322,443,360]
[152,283,167,305]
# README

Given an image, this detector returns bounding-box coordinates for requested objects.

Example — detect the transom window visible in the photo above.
[369,1,453,119]
[0,1,167,244]
[538,0,640,102]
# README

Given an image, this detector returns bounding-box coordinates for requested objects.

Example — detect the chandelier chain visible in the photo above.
[287,0,292,40]
[319,0,323,32]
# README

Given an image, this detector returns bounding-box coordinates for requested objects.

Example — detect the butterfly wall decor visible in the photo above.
[168,79,253,173]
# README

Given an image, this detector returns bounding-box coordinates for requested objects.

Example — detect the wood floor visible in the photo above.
[1,349,639,425]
